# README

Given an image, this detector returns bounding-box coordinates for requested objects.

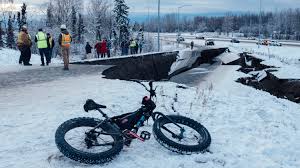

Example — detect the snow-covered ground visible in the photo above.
[0,48,63,74]
[0,45,300,168]
[1,68,299,168]
[0,48,87,74]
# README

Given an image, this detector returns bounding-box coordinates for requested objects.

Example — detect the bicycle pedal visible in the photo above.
[140,131,151,140]
[125,130,145,142]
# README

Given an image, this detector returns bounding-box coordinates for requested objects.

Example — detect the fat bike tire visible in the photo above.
[153,115,211,154]
[55,117,123,164]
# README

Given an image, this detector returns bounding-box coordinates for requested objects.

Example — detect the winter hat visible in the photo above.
[21,25,27,31]
[60,24,67,30]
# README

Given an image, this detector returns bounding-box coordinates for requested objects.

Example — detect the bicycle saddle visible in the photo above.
[84,99,107,112]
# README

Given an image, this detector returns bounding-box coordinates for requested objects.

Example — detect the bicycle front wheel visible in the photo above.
[153,115,211,154]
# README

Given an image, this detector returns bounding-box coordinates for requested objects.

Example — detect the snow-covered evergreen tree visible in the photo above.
[17,12,21,31]
[77,13,84,43]
[46,2,55,28]
[132,22,139,32]
[222,13,234,36]
[113,0,130,45]
[20,3,27,28]
[0,22,4,48]
[96,14,102,41]
[51,0,83,26]
[86,0,110,41]
[6,15,14,48]
[71,6,77,39]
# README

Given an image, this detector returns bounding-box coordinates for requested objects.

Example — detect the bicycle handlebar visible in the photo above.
[130,80,156,98]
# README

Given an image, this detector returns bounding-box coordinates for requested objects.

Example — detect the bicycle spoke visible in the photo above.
[161,125,180,138]
[65,126,115,154]
[161,123,202,146]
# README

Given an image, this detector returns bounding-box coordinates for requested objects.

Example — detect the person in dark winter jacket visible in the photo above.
[135,40,139,54]
[47,33,55,63]
[17,25,32,66]
[191,41,194,50]
[121,41,126,55]
[58,24,72,70]
[139,41,143,53]
[85,42,92,59]
[125,40,130,55]
[106,39,111,58]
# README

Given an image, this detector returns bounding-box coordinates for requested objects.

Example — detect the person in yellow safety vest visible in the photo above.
[58,24,72,71]
[35,28,49,66]
[130,39,137,55]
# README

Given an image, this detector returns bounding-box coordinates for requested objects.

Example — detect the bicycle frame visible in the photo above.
[85,81,186,145]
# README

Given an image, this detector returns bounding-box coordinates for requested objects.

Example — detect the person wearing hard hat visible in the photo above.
[17,25,32,66]
[35,28,49,66]
[58,24,72,70]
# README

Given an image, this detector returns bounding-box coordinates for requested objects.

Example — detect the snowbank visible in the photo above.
[0,48,62,66]
[0,48,63,73]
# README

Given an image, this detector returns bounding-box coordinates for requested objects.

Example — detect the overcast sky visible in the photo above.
[9,0,300,20]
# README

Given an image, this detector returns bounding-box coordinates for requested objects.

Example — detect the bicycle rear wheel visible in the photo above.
[55,117,123,164]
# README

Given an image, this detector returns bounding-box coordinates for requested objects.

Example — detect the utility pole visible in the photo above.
[147,6,150,40]
[177,7,180,47]
[157,0,160,52]
[177,5,191,47]
[258,0,262,48]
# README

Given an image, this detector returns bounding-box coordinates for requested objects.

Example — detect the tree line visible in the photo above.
[0,1,27,48]
[0,0,150,55]
[143,8,300,40]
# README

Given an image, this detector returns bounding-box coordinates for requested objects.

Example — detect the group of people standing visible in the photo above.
[34,28,55,66]
[17,24,72,70]
[85,39,111,59]
[17,25,145,69]
[120,38,143,56]
[85,38,143,59]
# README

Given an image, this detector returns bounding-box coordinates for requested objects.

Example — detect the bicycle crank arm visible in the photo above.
[126,130,145,142]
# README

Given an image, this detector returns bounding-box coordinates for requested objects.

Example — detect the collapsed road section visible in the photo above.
[221,52,300,103]
[72,48,227,81]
